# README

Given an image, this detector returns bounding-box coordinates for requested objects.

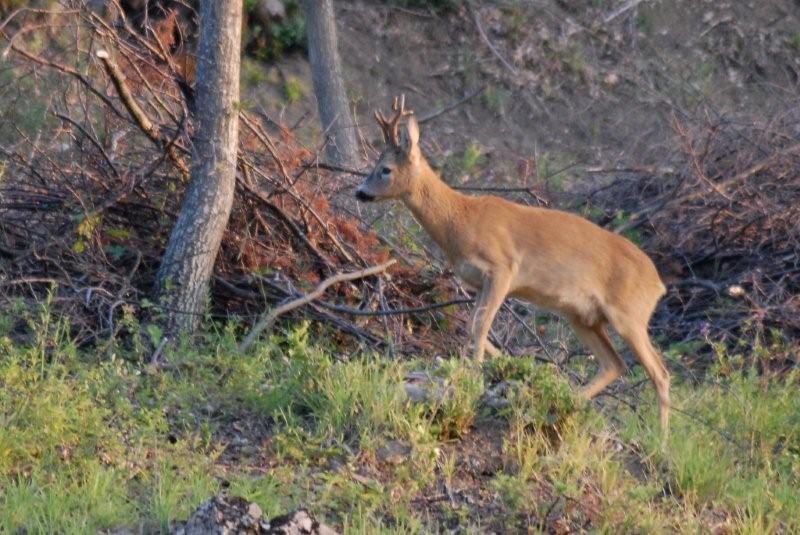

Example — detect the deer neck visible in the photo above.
[402,159,468,258]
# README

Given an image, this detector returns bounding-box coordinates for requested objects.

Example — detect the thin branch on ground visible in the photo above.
[467,2,518,75]
[239,259,397,351]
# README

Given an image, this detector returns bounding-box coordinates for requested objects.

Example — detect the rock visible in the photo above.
[602,72,620,87]
[174,496,339,535]
[267,509,339,535]
[174,495,267,534]
[248,502,263,520]
[376,440,412,466]
[403,370,448,404]
[403,382,427,402]
[252,0,286,25]
[483,380,511,410]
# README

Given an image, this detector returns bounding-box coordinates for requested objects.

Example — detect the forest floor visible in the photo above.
[251,0,800,196]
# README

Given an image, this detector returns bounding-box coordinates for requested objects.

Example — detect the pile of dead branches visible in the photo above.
[0,3,466,352]
[591,111,800,361]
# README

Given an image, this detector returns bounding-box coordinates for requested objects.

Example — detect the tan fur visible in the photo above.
[356,102,671,434]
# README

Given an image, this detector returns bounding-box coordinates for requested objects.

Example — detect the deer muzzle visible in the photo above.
[355,188,375,202]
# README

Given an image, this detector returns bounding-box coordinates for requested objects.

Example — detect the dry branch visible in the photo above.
[603,0,647,24]
[239,259,397,351]
[468,2,517,75]
[591,111,800,356]
[95,49,190,179]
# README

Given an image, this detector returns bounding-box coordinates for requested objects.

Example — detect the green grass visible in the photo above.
[620,369,800,532]
[441,143,487,182]
[0,308,797,533]
[283,77,306,104]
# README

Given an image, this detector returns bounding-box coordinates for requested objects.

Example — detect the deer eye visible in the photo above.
[381,167,391,178]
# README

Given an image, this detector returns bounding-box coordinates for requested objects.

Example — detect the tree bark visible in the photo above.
[156,0,242,334]
[303,0,361,167]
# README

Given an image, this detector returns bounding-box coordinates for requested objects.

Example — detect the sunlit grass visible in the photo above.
[0,309,797,533]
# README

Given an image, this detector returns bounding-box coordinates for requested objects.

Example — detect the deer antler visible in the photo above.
[374,94,414,146]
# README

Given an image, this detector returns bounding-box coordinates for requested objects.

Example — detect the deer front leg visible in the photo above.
[469,272,511,363]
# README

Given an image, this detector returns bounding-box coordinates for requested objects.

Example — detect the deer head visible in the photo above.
[356,95,422,202]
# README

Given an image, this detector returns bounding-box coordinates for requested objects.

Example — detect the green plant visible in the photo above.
[789,32,800,49]
[283,76,306,104]
[483,85,506,115]
[610,210,643,245]
[619,368,800,532]
[427,359,484,439]
[3,305,798,533]
[241,58,268,88]
[491,472,532,512]
[461,143,486,175]
[489,358,578,434]
[245,0,307,60]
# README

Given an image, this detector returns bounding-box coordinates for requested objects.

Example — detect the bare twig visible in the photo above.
[468,2,518,75]
[603,0,647,24]
[417,86,486,124]
[306,161,368,176]
[149,336,169,365]
[239,259,397,351]
[315,297,473,317]
[95,49,190,179]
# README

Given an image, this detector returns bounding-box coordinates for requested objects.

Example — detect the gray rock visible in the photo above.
[252,0,286,25]
[403,370,449,403]
[376,440,412,466]
[483,380,511,410]
[174,496,338,535]
[404,382,427,402]
[267,509,338,535]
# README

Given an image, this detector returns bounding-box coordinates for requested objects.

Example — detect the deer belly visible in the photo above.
[511,285,603,325]
[453,260,487,290]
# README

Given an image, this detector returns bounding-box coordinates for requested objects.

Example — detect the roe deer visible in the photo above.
[355,96,671,434]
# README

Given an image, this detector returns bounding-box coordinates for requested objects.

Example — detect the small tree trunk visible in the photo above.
[303,0,361,167]
[156,0,242,334]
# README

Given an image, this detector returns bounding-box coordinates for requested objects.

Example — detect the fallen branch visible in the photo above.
[603,0,647,24]
[307,161,368,176]
[316,297,473,317]
[417,85,486,124]
[467,2,518,75]
[239,259,397,351]
[454,185,550,206]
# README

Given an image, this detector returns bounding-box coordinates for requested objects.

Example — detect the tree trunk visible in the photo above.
[303,0,361,167]
[156,0,242,334]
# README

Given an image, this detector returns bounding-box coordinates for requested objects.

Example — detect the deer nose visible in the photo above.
[355,189,375,202]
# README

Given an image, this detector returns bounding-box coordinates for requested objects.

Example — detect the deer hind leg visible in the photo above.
[611,315,671,436]
[485,340,502,358]
[469,272,511,363]
[570,319,627,399]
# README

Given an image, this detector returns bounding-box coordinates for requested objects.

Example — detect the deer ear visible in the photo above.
[400,115,420,155]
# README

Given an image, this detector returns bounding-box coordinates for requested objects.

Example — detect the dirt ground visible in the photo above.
[246,0,799,198]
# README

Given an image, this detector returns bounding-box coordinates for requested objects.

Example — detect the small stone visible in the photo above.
[317,525,339,535]
[253,0,286,23]
[178,495,339,534]
[603,72,620,87]
[377,440,412,465]
[727,285,745,297]
[247,502,262,519]
[404,383,427,402]
[298,515,314,531]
